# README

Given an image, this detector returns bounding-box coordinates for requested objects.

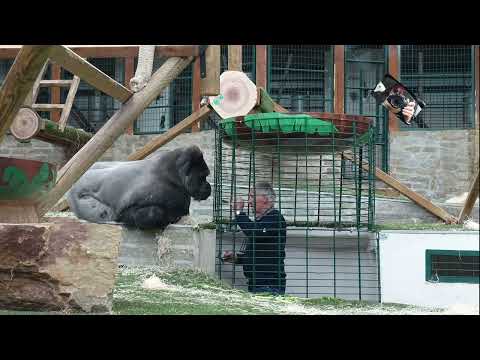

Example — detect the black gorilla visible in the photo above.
[67,146,211,229]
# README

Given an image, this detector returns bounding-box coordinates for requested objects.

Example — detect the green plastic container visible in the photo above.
[244,112,337,135]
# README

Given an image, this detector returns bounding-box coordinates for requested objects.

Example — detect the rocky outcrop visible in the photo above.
[0,217,121,313]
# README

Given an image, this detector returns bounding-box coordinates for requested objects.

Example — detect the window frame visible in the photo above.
[425,249,479,284]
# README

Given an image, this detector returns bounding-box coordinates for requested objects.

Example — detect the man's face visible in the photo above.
[248,191,269,213]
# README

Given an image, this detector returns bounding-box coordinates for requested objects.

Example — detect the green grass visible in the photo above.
[0,267,448,315]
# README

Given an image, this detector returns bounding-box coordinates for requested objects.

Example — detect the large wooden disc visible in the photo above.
[209,71,257,119]
[10,107,42,141]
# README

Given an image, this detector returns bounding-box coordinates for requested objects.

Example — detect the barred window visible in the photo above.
[400,45,474,130]
[268,45,334,113]
[426,250,479,284]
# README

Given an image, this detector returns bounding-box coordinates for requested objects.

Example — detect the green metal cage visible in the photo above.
[213,112,379,301]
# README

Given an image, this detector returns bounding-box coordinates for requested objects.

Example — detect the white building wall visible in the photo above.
[379,231,479,308]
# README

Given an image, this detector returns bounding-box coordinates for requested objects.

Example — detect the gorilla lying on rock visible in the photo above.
[67,146,211,230]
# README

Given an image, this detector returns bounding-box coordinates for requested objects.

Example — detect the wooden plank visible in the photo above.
[51,63,62,122]
[191,57,202,132]
[458,168,480,223]
[24,60,49,107]
[200,45,220,96]
[48,45,133,103]
[0,45,200,59]
[475,46,479,171]
[36,56,194,216]
[39,80,73,87]
[32,104,65,111]
[334,45,345,114]
[343,152,458,224]
[59,75,80,131]
[124,56,135,135]
[256,45,267,89]
[228,45,242,71]
[128,106,212,161]
[0,45,52,143]
[388,45,400,132]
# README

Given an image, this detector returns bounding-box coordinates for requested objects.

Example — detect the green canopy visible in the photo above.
[220,112,338,136]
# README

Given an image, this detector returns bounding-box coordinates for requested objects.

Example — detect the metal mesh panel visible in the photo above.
[345,45,389,171]
[65,58,124,132]
[214,116,378,300]
[400,45,474,130]
[134,58,192,134]
[267,45,334,113]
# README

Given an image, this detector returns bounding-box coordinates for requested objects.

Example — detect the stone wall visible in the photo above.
[389,130,477,203]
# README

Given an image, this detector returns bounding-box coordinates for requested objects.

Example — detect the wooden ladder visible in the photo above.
[25,59,81,131]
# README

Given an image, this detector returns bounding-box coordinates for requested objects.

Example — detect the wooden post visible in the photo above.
[125,56,135,135]
[228,45,242,71]
[256,45,267,89]
[128,106,212,161]
[36,56,194,216]
[458,168,480,223]
[51,64,62,122]
[0,45,52,143]
[334,45,345,114]
[191,57,202,132]
[388,45,400,132]
[474,45,479,173]
[200,45,220,96]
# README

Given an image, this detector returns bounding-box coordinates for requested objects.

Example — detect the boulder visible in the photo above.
[0,217,121,313]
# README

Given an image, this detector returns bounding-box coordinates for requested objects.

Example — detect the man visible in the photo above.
[222,182,287,295]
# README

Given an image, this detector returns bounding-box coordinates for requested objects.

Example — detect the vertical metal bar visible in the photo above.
[305,132,309,298]
[294,154,299,224]
[331,122,337,298]
[339,154,344,227]
[317,155,322,224]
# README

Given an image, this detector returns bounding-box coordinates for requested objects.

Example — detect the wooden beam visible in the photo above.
[334,45,345,114]
[23,60,49,107]
[39,80,73,87]
[475,45,479,171]
[256,45,267,89]
[0,45,52,143]
[48,45,133,103]
[228,45,242,71]
[0,45,200,59]
[36,56,194,216]
[32,104,65,111]
[344,152,458,224]
[127,106,212,161]
[124,56,135,135]
[59,75,80,131]
[388,45,400,132]
[458,168,480,223]
[191,57,202,132]
[200,45,220,96]
[51,63,62,122]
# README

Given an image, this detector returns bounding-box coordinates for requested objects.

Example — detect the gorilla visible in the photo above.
[67,145,211,230]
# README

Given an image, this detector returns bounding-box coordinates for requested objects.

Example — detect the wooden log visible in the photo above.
[388,45,400,132]
[458,168,480,223]
[128,105,212,161]
[48,45,133,103]
[0,45,52,143]
[129,45,155,92]
[191,57,202,133]
[0,218,122,313]
[50,64,62,122]
[10,107,92,147]
[200,45,220,96]
[208,71,258,119]
[343,152,458,224]
[36,56,194,217]
[228,45,242,71]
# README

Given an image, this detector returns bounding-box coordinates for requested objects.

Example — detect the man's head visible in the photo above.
[248,182,276,215]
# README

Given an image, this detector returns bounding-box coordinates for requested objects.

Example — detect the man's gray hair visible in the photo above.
[254,182,276,203]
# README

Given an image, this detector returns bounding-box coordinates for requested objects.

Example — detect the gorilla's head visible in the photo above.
[176,146,211,201]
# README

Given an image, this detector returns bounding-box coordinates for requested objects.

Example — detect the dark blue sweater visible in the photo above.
[234,208,287,291]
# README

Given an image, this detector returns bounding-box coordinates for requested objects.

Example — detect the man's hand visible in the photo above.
[231,197,244,212]
[402,102,416,124]
[222,250,237,263]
